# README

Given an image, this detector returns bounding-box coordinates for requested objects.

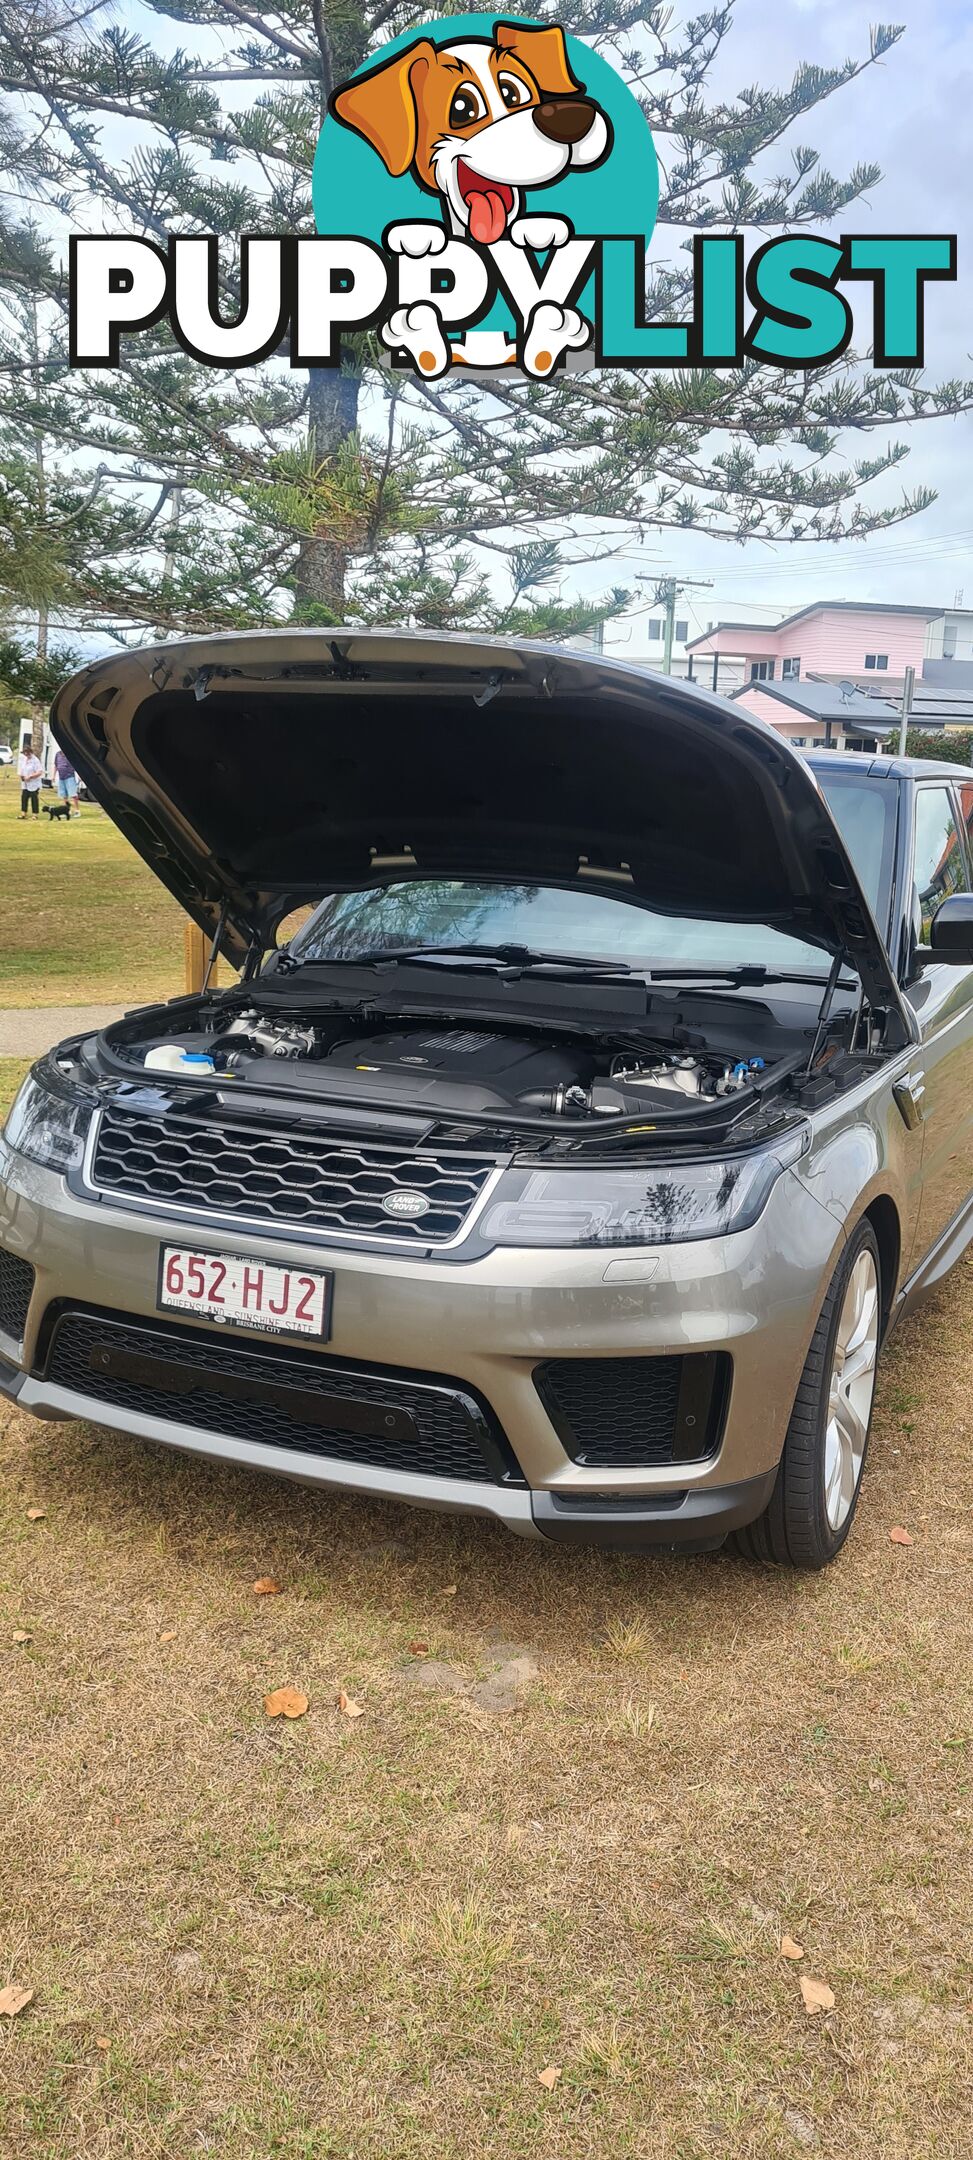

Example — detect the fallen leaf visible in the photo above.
[800,1975,835,2016]
[338,1689,364,1718]
[25,1506,46,1522]
[0,1985,33,2018]
[159,1629,177,1644]
[11,1630,30,1645]
[780,1935,805,1961]
[889,1526,913,1546]
[407,1641,429,1657]
[537,2065,561,2091]
[263,1686,308,1719]
[440,1584,458,1597]
[252,1576,281,1596]
[95,2035,110,2051]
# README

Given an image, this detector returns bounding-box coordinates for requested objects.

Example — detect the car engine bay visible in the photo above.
[208,1010,772,1118]
[90,979,854,1143]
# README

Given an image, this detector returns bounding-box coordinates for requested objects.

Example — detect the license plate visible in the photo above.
[157,1246,332,1340]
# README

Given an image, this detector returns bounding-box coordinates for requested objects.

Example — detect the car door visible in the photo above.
[906,780,973,1262]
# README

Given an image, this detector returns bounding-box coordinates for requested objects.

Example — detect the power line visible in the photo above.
[680,528,973,584]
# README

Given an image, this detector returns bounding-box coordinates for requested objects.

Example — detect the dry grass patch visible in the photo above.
[2,1261,973,2155]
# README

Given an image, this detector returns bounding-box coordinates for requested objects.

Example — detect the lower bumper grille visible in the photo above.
[44,1308,522,1486]
[534,1352,729,1468]
[0,1248,34,1341]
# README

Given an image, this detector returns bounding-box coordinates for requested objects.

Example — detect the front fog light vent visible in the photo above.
[0,1248,35,1343]
[534,1352,729,1468]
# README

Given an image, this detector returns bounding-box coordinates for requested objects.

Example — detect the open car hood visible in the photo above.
[51,627,909,1022]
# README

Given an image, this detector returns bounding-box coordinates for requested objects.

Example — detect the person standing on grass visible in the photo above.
[17,737,42,818]
[53,745,81,817]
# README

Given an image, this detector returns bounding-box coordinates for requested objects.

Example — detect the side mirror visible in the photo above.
[929,893,973,963]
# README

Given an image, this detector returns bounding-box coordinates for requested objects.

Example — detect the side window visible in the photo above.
[913,786,968,943]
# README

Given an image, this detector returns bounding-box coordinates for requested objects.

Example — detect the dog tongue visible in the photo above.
[469,187,508,246]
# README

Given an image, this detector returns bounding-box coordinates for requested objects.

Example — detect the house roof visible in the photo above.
[826,664,973,727]
[922,659,973,689]
[685,598,944,653]
[906,688,973,727]
[731,677,899,733]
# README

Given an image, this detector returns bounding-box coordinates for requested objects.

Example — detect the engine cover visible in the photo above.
[326,1027,589,1111]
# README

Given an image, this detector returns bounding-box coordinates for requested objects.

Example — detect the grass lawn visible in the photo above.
[0,1059,31,1120]
[0,768,186,1009]
[2,1264,972,2157]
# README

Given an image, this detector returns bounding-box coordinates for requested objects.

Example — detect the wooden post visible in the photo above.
[184,920,208,994]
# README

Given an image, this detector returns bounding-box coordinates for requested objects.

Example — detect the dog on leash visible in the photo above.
[43,799,71,824]
[331,21,610,375]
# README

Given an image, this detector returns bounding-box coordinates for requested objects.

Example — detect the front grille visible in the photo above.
[90,1106,496,1245]
[44,1308,522,1485]
[0,1248,34,1341]
[534,1352,729,1468]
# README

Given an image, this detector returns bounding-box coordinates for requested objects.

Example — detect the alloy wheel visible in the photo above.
[823,1247,880,1532]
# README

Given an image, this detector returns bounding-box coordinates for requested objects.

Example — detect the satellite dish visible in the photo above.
[838,679,857,705]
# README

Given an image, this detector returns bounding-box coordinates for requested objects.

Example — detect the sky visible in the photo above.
[10,0,973,658]
[594,0,973,656]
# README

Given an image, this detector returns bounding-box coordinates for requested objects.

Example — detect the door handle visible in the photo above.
[893,1070,925,1131]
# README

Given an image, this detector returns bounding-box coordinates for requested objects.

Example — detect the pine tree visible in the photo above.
[0,1,969,638]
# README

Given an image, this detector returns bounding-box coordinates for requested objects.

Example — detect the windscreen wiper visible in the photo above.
[646,965,857,988]
[288,943,636,977]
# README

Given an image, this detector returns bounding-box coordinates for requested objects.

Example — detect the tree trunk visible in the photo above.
[293,364,362,621]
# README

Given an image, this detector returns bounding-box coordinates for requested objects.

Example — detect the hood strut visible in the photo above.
[202,899,229,992]
[242,929,265,982]
[806,950,854,1073]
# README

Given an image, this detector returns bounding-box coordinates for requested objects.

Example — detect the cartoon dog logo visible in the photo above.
[330,20,611,375]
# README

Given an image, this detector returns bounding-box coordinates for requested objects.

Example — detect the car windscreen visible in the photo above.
[291,879,833,973]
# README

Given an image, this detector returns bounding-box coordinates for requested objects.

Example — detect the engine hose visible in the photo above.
[517,1082,644,1118]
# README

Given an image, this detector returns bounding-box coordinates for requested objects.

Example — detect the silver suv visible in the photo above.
[3,630,973,1568]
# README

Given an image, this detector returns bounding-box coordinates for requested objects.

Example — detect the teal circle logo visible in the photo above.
[312,15,658,377]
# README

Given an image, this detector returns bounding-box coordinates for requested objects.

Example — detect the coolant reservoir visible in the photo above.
[144,1045,216,1075]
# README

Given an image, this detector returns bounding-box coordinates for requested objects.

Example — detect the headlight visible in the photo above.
[480,1133,807,1248]
[3,1060,94,1171]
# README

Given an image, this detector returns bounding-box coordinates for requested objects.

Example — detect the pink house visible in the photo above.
[686,601,942,695]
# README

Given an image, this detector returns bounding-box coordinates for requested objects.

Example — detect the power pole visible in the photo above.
[637,575,714,676]
[659,577,677,676]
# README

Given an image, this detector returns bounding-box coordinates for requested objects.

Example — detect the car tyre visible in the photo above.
[732,1218,882,1570]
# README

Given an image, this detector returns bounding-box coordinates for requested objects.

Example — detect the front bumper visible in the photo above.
[0,1138,845,1548]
